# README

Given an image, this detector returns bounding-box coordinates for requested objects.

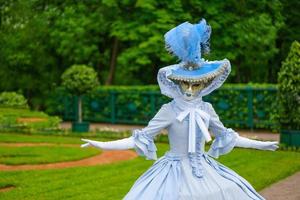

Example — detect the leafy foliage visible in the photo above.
[0,0,291,109]
[278,41,300,130]
[277,0,300,76]
[61,65,99,96]
[0,92,28,108]
[0,0,59,108]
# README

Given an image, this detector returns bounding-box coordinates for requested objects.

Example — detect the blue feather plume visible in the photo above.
[164,19,211,64]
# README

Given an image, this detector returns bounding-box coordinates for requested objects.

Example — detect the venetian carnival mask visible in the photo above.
[178,79,212,101]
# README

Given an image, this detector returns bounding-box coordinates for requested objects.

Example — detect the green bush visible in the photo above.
[47,84,278,130]
[0,92,28,108]
[61,65,99,123]
[278,41,300,130]
[61,65,99,96]
[0,108,62,133]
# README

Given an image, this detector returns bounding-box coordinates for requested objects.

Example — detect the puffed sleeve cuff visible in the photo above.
[207,128,239,158]
[132,129,158,160]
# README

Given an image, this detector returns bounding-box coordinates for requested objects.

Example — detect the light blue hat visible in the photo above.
[157,19,231,98]
[164,19,230,83]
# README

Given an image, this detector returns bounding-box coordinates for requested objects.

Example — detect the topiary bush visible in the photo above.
[0,92,28,108]
[61,65,99,123]
[278,41,300,131]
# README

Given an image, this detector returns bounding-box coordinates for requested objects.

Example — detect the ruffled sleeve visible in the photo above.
[131,103,175,160]
[132,129,158,160]
[206,103,239,158]
[207,128,238,158]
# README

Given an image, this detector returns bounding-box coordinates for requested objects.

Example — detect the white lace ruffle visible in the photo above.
[207,128,239,158]
[132,129,158,160]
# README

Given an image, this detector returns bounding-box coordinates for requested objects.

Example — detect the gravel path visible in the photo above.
[0,142,137,171]
[260,171,300,200]
[0,186,15,192]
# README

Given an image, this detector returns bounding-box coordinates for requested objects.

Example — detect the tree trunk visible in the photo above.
[78,96,82,123]
[105,37,119,85]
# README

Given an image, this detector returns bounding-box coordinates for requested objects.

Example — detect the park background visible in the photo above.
[0,0,299,199]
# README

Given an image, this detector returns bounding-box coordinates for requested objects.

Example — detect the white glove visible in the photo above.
[235,136,279,151]
[81,137,135,150]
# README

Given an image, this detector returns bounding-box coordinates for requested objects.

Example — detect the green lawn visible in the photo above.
[0,133,100,165]
[0,133,84,144]
[0,146,99,165]
[0,132,119,144]
[0,133,300,199]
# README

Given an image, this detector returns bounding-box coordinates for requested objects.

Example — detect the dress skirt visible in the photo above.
[123,152,264,200]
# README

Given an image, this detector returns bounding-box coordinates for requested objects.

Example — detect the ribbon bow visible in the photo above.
[176,108,211,153]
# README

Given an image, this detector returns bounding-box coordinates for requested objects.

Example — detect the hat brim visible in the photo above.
[157,59,231,99]
[167,61,228,83]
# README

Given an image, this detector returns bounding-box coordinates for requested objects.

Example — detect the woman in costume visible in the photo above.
[81,19,278,200]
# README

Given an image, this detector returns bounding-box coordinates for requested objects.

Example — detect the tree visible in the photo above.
[61,65,99,123]
[0,0,59,108]
[0,0,289,109]
[278,41,300,130]
[102,0,284,84]
[276,0,300,82]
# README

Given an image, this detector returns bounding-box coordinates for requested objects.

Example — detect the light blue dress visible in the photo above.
[124,98,264,200]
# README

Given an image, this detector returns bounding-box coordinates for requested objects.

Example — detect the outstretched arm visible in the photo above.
[81,103,175,159]
[81,137,135,150]
[235,136,278,151]
[207,103,278,158]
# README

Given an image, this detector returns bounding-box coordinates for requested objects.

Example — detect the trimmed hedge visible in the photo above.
[0,108,62,133]
[46,84,278,130]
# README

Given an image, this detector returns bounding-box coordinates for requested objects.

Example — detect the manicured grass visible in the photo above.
[0,132,118,144]
[0,145,99,165]
[0,133,84,144]
[0,133,101,165]
[218,148,300,190]
[0,142,300,200]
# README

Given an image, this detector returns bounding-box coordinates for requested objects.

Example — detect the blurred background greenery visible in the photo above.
[0,2,299,198]
[0,0,299,110]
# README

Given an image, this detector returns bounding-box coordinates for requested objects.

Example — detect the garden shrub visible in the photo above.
[278,41,300,130]
[0,108,62,133]
[61,65,99,96]
[61,64,99,123]
[0,92,28,108]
